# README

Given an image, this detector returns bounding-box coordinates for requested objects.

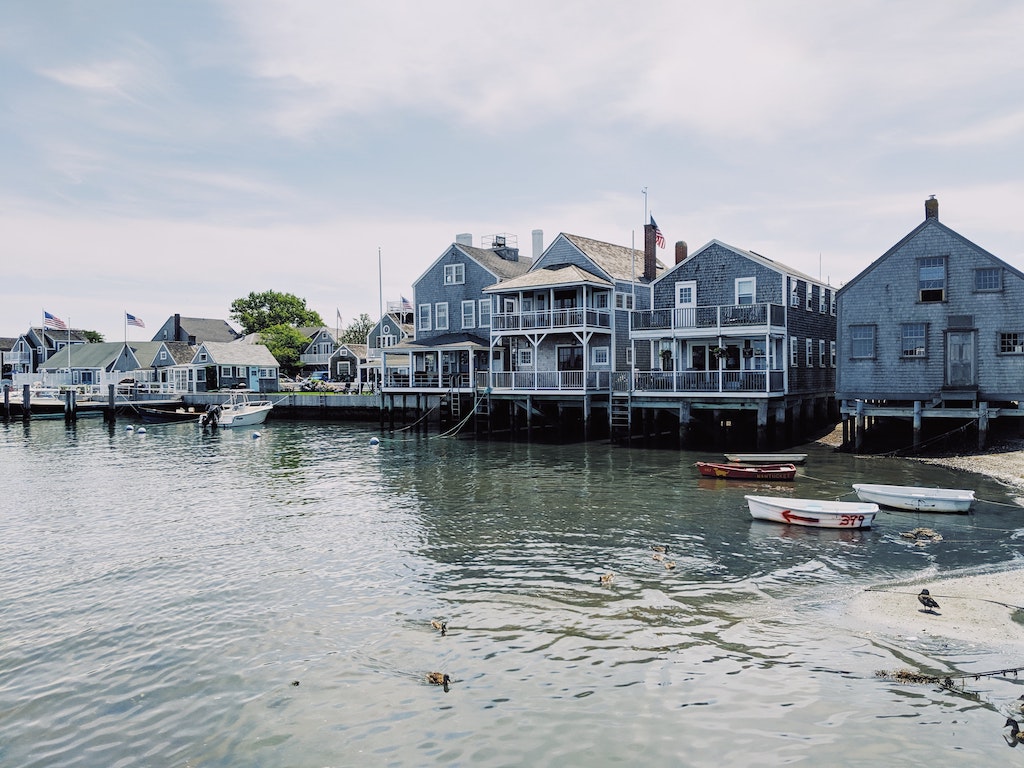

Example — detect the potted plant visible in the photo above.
[710,346,727,362]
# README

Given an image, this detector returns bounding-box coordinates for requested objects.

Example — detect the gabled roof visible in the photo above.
[413,242,534,287]
[28,327,90,345]
[561,233,664,283]
[837,216,1024,295]
[163,342,197,365]
[39,342,137,371]
[665,239,830,287]
[0,337,17,352]
[338,343,367,361]
[163,317,241,343]
[389,332,488,350]
[193,341,279,367]
[484,264,612,292]
[126,342,167,368]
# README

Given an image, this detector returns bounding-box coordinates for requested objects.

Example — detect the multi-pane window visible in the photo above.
[435,302,449,330]
[790,280,800,308]
[901,323,926,357]
[615,293,634,309]
[595,293,609,309]
[918,256,946,302]
[818,340,826,367]
[461,300,476,329]
[819,291,828,313]
[975,267,1002,291]
[418,304,431,331]
[829,340,836,367]
[677,284,693,305]
[790,336,799,366]
[517,348,533,366]
[999,332,1024,354]
[736,277,755,305]
[592,347,609,365]
[851,325,875,358]
[443,263,465,285]
[806,286,814,311]
[805,338,813,364]
[478,299,491,327]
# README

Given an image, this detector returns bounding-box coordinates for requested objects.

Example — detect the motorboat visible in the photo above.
[745,495,878,529]
[198,394,273,428]
[851,483,974,513]
[696,461,797,481]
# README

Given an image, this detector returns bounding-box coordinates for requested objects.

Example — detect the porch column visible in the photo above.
[912,400,922,450]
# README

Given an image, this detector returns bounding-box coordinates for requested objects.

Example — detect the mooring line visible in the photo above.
[862,586,1024,611]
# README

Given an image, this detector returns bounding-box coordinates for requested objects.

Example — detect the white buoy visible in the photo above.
[137,427,147,434]
[369,437,380,446]
[251,431,261,439]
[125,425,135,431]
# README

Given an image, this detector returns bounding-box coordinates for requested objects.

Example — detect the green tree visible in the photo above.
[230,290,323,334]
[341,313,375,345]
[258,324,310,373]
[82,330,104,343]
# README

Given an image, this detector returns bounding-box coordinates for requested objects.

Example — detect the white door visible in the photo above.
[675,281,697,327]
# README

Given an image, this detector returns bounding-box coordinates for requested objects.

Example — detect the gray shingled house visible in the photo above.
[836,197,1024,450]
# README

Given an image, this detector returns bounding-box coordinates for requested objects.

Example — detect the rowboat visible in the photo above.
[851,483,974,513]
[696,461,797,481]
[745,495,878,528]
[725,453,808,465]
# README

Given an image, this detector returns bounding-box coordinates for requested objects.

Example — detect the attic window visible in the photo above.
[918,256,946,302]
[444,264,465,285]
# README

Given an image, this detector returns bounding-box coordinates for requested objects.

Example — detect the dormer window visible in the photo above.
[444,264,465,285]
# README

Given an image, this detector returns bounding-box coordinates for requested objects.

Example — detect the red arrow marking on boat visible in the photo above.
[782,509,819,524]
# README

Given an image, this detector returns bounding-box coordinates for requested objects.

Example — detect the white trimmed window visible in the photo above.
[829,340,836,367]
[999,332,1024,354]
[461,300,476,329]
[806,286,814,311]
[789,280,800,308]
[818,339,826,367]
[443,263,465,285]
[615,293,634,309]
[805,338,813,364]
[901,323,926,357]
[517,348,533,366]
[418,304,431,331]
[790,336,799,366]
[435,302,449,330]
[592,346,609,365]
[478,298,491,327]
[735,277,755,306]
[819,291,828,313]
[851,325,875,358]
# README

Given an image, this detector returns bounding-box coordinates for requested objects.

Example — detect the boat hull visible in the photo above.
[725,453,807,465]
[696,461,797,481]
[851,483,974,513]
[745,495,878,529]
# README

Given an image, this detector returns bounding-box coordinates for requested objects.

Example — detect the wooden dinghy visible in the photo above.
[852,483,974,513]
[745,495,878,529]
[696,461,797,481]
[725,453,808,465]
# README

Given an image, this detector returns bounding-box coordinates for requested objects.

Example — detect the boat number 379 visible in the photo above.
[839,515,867,526]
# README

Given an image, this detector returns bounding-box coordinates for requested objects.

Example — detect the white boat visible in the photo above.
[745,495,878,529]
[851,483,974,513]
[725,453,808,465]
[198,394,273,428]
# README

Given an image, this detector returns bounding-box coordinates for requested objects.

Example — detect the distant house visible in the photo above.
[190,341,280,392]
[131,341,197,392]
[0,337,18,376]
[384,233,533,394]
[367,307,413,388]
[836,196,1024,450]
[151,314,242,344]
[334,343,368,386]
[7,327,89,374]
[38,342,142,386]
[297,326,338,376]
[628,235,836,445]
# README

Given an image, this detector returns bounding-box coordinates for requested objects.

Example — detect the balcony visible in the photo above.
[631,303,786,336]
[299,352,334,366]
[491,307,611,332]
[481,370,611,392]
[384,371,473,390]
[613,369,786,395]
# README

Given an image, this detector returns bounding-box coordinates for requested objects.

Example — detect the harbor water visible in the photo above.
[1,418,1023,766]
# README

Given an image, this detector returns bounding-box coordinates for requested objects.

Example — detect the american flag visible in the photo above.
[44,310,68,330]
[126,312,145,328]
[401,296,413,312]
[651,216,665,249]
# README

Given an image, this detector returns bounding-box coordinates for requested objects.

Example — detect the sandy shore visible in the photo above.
[845,568,1024,649]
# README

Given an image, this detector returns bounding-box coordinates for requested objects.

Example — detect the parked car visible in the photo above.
[309,371,331,382]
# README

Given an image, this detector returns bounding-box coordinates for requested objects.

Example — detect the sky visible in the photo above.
[3,1,1024,342]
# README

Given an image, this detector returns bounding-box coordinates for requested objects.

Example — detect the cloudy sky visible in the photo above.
[3,1,1023,341]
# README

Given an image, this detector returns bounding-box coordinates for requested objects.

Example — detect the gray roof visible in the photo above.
[166,317,241,343]
[390,332,488,351]
[163,342,197,365]
[457,244,534,280]
[562,233,665,282]
[194,341,279,367]
[339,343,367,360]
[682,239,831,288]
[0,337,17,352]
[484,264,611,292]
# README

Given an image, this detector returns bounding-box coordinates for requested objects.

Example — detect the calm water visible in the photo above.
[1,417,1023,767]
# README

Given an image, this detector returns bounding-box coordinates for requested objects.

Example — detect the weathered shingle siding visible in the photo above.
[837,220,1024,401]
[536,238,604,276]
[414,246,501,343]
[655,243,782,308]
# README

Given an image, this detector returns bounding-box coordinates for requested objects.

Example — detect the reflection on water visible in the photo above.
[0,418,1022,766]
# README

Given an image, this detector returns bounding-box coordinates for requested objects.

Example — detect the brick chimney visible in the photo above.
[925,195,938,221]
[644,223,657,280]
[675,240,688,265]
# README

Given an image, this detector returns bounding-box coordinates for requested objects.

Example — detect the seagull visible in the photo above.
[1004,717,1021,747]
[918,589,940,612]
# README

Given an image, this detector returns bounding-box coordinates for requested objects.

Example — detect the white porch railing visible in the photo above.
[613,370,785,394]
[630,302,786,332]
[485,370,611,391]
[491,307,612,331]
